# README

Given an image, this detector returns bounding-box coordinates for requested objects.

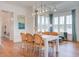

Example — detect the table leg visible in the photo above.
[53,41,56,57]
[56,38,59,56]
[44,39,48,57]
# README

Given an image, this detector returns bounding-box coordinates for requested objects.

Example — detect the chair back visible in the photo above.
[21,33,27,41]
[26,33,34,43]
[33,34,44,45]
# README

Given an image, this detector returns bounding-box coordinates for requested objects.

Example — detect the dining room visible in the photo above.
[0,1,79,57]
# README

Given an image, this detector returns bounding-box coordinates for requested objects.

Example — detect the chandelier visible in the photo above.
[32,2,49,16]
[32,1,57,16]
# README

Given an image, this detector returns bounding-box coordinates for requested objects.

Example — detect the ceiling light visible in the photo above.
[32,1,49,15]
[42,10,45,13]
[54,6,57,12]
[40,11,42,13]
[37,12,39,14]
[54,9,56,12]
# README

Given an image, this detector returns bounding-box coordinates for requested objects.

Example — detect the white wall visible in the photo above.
[25,8,34,34]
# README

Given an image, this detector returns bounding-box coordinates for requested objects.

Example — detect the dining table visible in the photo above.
[41,34,60,57]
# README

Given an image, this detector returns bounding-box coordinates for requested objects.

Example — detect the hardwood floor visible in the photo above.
[0,39,79,57]
[58,41,79,57]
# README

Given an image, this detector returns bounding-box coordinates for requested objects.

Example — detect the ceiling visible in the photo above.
[4,1,63,8]
[2,1,79,13]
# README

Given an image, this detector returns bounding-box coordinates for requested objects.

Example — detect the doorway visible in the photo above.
[0,10,14,41]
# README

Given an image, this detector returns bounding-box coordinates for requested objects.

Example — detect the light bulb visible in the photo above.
[43,10,45,12]
[37,8,39,10]
[54,9,56,12]
[40,11,41,13]
[37,12,39,15]
[46,9,48,12]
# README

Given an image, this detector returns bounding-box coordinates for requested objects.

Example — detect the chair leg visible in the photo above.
[39,48,41,57]
[25,43,28,57]
[33,46,35,56]
[22,42,25,56]
[35,46,38,57]
[34,45,36,57]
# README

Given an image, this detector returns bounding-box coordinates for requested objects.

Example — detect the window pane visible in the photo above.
[59,16,64,24]
[38,16,41,25]
[46,16,49,25]
[53,17,58,32]
[67,24,72,34]
[42,16,45,25]
[59,25,64,32]
[42,29,45,32]
[53,17,58,25]
[66,15,72,24]
[66,15,72,34]
[53,25,58,32]
[37,15,49,32]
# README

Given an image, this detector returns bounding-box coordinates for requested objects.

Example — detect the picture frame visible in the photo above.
[17,15,25,29]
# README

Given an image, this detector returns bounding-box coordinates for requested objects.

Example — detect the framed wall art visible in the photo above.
[17,15,25,29]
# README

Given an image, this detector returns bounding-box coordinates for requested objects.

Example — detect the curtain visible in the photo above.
[72,9,77,41]
[49,14,53,32]
[35,10,38,32]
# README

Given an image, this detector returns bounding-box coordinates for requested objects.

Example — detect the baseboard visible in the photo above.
[66,39,73,42]
[75,40,79,43]
[66,39,79,43]
[63,39,69,41]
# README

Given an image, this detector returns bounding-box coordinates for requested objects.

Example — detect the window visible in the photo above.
[66,15,72,34]
[59,16,64,24]
[42,16,45,25]
[53,17,58,32]
[37,14,72,34]
[37,15,49,32]
[59,16,65,32]
[53,14,72,34]
[66,15,72,24]
[46,16,49,25]
[53,17,58,25]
